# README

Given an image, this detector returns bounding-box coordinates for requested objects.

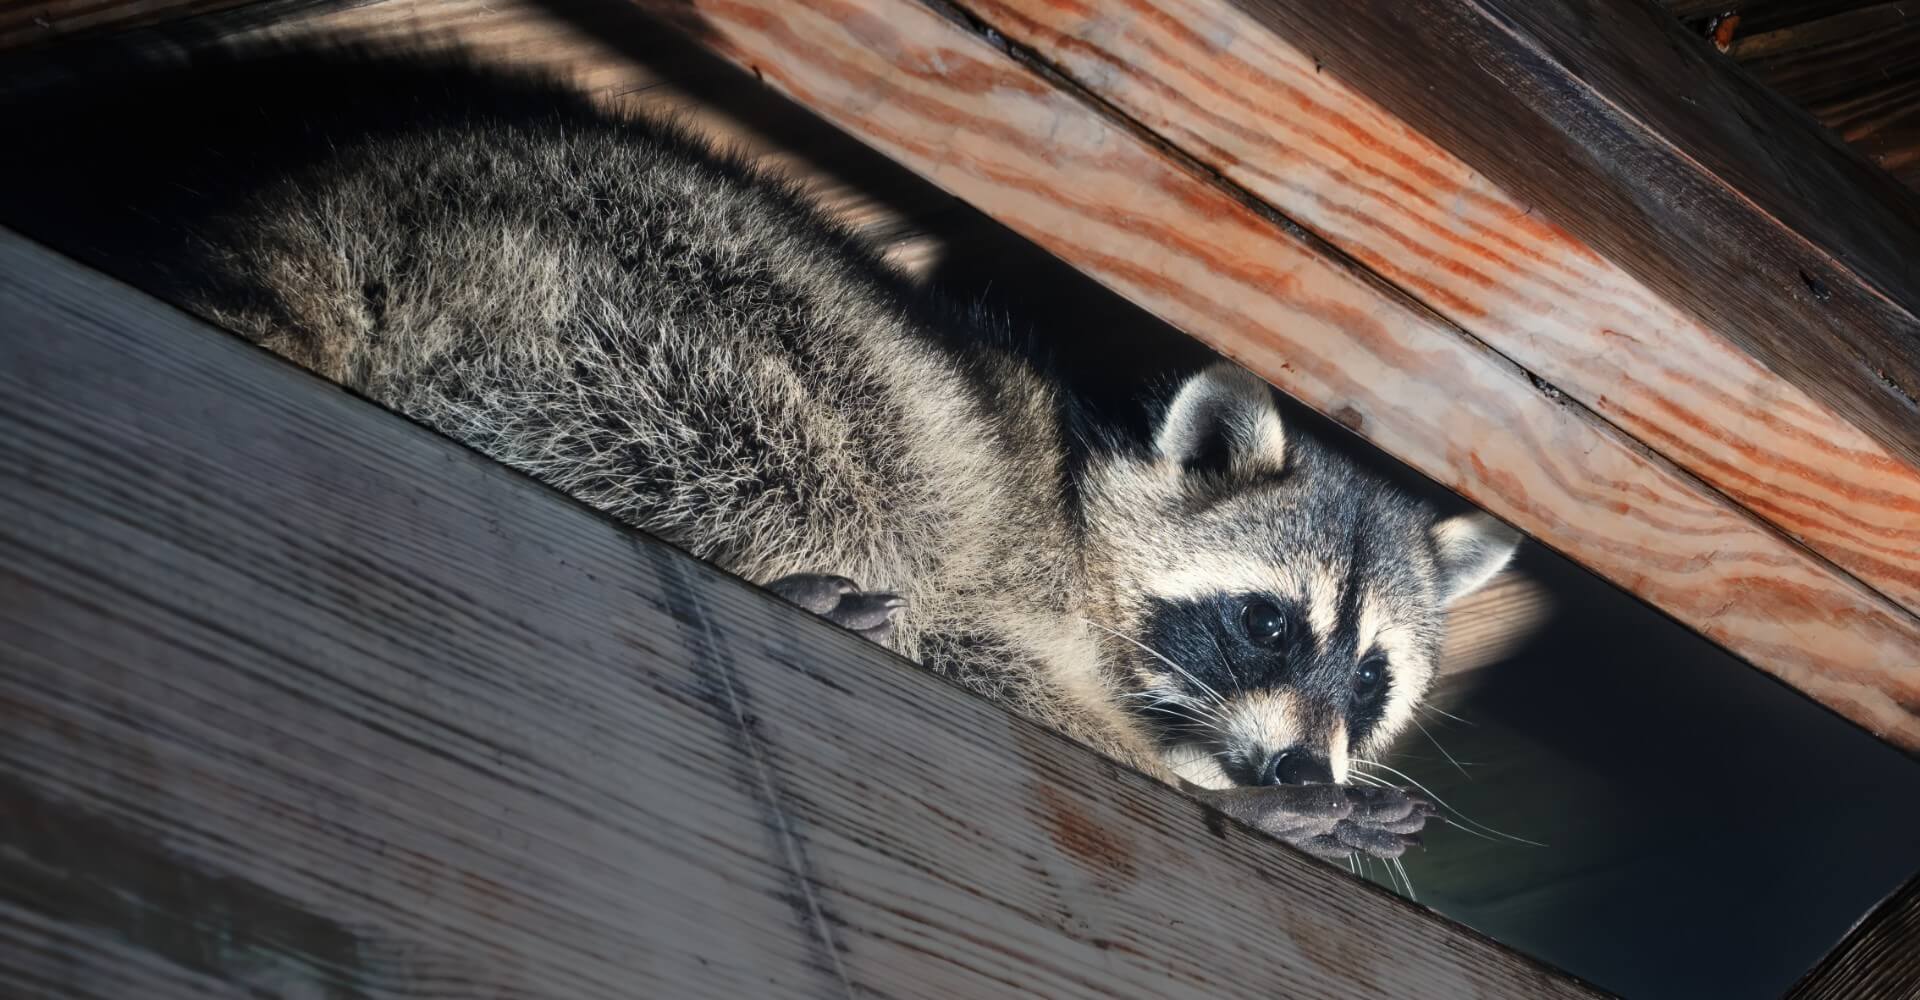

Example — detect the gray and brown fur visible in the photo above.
[0,42,1518,860]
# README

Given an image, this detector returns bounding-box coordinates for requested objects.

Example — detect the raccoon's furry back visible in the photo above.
[0,44,1073,670]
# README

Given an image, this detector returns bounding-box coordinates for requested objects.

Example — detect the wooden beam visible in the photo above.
[0,227,1610,999]
[1728,3,1920,191]
[948,0,1920,634]
[1663,0,1887,32]
[1785,867,1920,999]
[2,0,1918,746]
[1223,0,1920,481]
[14,0,1920,618]
[0,0,300,48]
[517,0,1920,744]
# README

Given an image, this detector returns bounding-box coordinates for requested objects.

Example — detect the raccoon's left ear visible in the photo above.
[1430,511,1522,605]
[1153,363,1288,476]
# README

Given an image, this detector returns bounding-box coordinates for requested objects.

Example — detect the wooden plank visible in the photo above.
[494,0,1920,745]
[1217,0,1920,483]
[1731,3,1920,191]
[0,0,300,48]
[951,0,1920,632]
[1784,868,1920,999]
[4,0,1917,746]
[0,227,1611,998]
[15,0,1920,627]
[0,0,1547,688]
[1663,0,1887,32]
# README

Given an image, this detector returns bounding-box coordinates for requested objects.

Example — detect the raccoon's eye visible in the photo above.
[1353,652,1389,700]
[1241,600,1287,647]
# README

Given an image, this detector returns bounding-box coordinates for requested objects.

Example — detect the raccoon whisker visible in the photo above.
[1125,695,1232,735]
[1089,622,1232,710]
[1419,704,1477,727]
[1118,688,1232,729]
[1391,857,1417,902]
[1410,716,1471,781]
[1351,758,1548,848]
[1203,627,1245,695]
[1378,856,1403,896]
[1150,705,1230,733]
[1086,620,1232,711]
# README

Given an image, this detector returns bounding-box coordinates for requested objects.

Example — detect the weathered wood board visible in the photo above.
[1723,2,1920,192]
[2,0,1916,750]
[577,0,1920,745]
[1784,867,1920,1000]
[957,0,1920,634]
[1664,0,1888,33]
[0,227,1611,998]
[1221,0,1920,485]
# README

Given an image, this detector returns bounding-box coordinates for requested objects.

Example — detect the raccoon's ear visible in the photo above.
[1430,511,1522,605]
[1152,363,1288,476]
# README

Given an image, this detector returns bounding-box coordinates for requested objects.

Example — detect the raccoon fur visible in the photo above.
[0,42,1519,861]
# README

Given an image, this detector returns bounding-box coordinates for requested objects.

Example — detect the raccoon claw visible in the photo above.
[1345,785,1435,833]
[1333,821,1421,859]
[765,573,905,644]
[1198,782,1432,862]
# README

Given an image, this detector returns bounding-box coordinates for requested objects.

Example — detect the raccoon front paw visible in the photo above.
[764,573,906,645]
[1198,783,1433,863]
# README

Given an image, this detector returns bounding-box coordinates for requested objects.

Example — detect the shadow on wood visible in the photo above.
[0,228,1607,998]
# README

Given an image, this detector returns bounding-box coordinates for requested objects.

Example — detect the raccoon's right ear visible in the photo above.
[1152,363,1288,477]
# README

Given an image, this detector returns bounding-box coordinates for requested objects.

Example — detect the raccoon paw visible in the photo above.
[1198,783,1433,863]
[765,573,906,645]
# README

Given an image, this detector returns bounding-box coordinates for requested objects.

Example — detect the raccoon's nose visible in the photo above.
[1263,750,1334,786]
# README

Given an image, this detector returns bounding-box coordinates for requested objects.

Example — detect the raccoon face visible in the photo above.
[1082,364,1519,789]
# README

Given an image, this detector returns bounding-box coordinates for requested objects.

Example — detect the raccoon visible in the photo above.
[0,42,1518,862]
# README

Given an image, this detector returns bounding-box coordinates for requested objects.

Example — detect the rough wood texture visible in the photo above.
[955,0,1920,638]
[548,0,1920,746]
[1224,0,1920,485]
[1784,868,1920,1000]
[4,0,1916,747]
[1729,3,1920,191]
[0,227,1611,999]
[11,0,1919,628]
[1665,0,1887,32]
[0,0,287,47]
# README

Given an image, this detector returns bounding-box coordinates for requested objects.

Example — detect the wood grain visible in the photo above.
[5,0,1917,746]
[11,0,1918,622]
[1732,3,1920,190]
[0,227,1611,999]
[0,0,328,48]
[957,0,1920,627]
[1664,0,1889,32]
[1434,573,1554,678]
[1784,868,1920,999]
[1222,0,1920,485]
[525,0,1920,745]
